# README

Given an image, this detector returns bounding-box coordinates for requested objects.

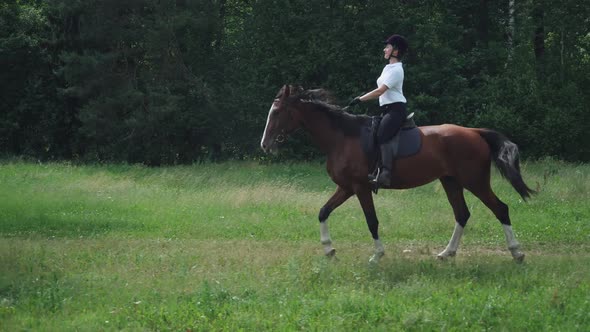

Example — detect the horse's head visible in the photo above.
[260,85,303,154]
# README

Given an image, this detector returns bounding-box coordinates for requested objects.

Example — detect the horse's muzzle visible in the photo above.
[260,140,276,154]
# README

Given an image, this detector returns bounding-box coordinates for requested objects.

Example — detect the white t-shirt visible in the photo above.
[376,62,406,106]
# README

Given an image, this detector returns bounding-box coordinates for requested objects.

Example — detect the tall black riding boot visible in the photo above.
[371,144,392,188]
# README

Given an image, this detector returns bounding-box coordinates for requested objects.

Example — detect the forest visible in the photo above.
[1,0,589,164]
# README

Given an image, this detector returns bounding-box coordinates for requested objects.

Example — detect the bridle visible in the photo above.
[274,98,300,144]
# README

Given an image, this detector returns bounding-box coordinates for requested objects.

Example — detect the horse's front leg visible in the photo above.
[318,186,353,257]
[355,185,384,263]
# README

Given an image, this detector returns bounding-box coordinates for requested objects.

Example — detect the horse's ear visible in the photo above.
[276,85,292,108]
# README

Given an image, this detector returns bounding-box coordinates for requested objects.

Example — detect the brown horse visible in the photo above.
[260,85,534,263]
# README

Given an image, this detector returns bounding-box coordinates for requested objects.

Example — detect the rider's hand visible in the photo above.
[348,96,362,107]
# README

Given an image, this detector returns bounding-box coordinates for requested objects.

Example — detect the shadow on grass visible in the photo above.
[368,257,528,285]
[0,207,155,238]
[286,253,553,294]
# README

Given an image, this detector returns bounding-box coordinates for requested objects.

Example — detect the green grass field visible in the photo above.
[1,159,589,331]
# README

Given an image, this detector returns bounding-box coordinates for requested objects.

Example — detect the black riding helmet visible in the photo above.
[384,34,408,59]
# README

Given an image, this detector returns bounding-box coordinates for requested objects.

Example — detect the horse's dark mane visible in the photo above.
[289,88,371,137]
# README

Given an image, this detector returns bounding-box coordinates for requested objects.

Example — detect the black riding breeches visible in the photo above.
[377,102,407,144]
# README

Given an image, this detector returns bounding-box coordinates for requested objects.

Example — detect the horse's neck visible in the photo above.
[299,106,343,154]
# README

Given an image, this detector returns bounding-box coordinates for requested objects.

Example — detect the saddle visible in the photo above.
[360,112,422,174]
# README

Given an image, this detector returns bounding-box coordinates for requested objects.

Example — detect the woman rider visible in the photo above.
[348,34,409,188]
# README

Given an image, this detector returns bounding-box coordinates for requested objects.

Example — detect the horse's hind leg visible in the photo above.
[438,177,471,259]
[318,186,353,256]
[469,184,525,262]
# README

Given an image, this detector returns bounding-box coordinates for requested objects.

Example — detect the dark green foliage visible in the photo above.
[0,1,63,158]
[1,0,589,163]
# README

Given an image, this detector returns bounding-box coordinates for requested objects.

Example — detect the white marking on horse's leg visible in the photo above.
[374,239,384,254]
[438,222,464,259]
[320,221,335,256]
[369,239,385,264]
[503,224,525,262]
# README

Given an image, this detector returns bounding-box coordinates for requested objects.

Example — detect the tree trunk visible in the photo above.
[507,0,515,60]
[478,0,489,47]
[215,0,227,50]
[532,1,545,78]
[533,1,545,62]
[560,26,565,82]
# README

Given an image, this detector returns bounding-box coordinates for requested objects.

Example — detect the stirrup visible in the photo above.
[368,167,379,181]
[368,168,380,194]
[369,168,391,194]
[371,168,391,186]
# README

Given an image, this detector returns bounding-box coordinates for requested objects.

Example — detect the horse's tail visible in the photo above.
[477,129,536,200]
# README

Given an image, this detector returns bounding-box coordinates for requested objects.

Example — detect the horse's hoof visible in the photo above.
[325,248,336,257]
[513,252,525,264]
[437,251,456,260]
[369,251,384,264]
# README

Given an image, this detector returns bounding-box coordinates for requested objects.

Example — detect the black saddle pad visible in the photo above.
[360,116,422,162]
[386,127,422,158]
